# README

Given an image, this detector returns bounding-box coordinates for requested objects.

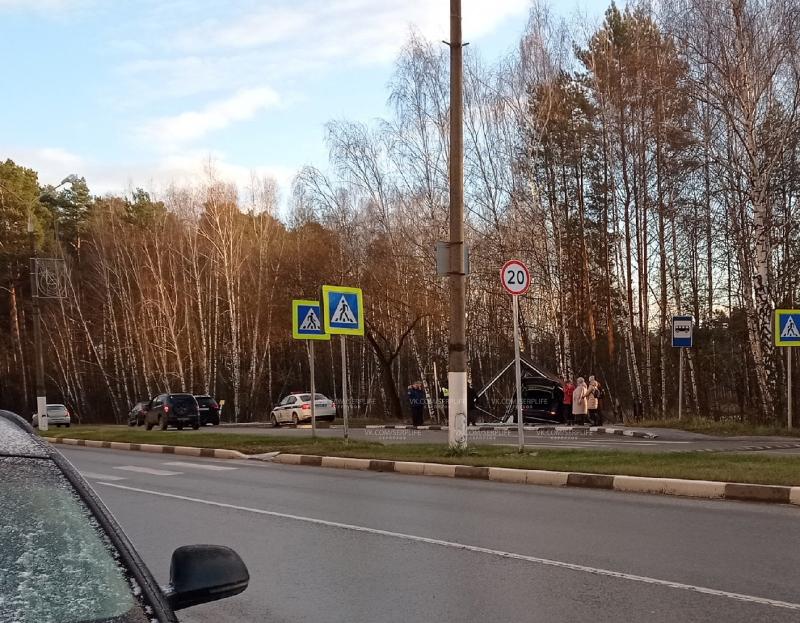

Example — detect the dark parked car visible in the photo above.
[127,401,149,427]
[0,409,249,622]
[521,381,565,424]
[144,394,200,431]
[503,379,565,425]
[195,395,220,426]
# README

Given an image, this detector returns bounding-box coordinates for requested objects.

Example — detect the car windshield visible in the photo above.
[195,397,216,407]
[0,456,150,623]
[296,394,327,402]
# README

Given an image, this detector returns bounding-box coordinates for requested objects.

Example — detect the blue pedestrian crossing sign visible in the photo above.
[322,285,364,336]
[672,315,693,348]
[292,300,329,340]
[775,309,800,346]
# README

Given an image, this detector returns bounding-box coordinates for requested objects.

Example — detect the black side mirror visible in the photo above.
[165,545,249,611]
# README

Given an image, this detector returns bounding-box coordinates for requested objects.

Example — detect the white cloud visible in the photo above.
[3,144,296,205]
[0,0,92,11]
[139,86,281,148]
[122,0,529,100]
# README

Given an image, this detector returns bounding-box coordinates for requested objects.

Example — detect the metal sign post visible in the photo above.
[501,259,530,452]
[775,309,800,429]
[322,285,365,440]
[292,299,329,438]
[672,316,693,421]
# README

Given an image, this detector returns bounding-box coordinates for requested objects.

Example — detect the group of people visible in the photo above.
[561,375,604,426]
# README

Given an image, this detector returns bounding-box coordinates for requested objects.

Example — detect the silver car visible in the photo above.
[270,393,336,426]
[32,404,71,428]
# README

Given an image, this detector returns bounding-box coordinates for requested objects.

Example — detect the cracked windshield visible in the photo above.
[1,1,799,622]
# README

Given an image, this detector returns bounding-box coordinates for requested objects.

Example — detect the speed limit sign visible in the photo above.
[501,259,530,295]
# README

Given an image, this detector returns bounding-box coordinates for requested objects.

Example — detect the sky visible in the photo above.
[0,0,610,203]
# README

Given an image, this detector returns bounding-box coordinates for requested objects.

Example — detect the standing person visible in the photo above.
[587,378,600,426]
[467,382,478,425]
[562,377,575,424]
[572,377,588,425]
[407,381,426,427]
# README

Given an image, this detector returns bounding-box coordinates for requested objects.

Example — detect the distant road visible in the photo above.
[62,445,800,622]
[200,424,800,454]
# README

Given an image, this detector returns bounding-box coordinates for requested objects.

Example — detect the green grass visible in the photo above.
[636,418,800,438]
[40,426,800,486]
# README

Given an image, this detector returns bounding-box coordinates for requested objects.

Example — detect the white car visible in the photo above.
[32,404,71,428]
[270,393,336,426]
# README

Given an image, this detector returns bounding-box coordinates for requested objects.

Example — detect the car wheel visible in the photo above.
[192,421,200,430]
[270,413,280,428]
[128,419,135,427]
[292,413,299,425]
[160,415,168,431]
[145,418,153,431]
[177,423,184,431]
[65,423,70,428]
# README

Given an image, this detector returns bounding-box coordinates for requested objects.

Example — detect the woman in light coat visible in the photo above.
[587,378,601,426]
[571,377,588,425]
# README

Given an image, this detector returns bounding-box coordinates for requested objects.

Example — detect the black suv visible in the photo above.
[145,394,200,431]
[195,395,221,426]
[0,410,249,621]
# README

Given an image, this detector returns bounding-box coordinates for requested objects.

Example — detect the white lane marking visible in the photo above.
[79,471,126,482]
[113,466,182,476]
[98,482,800,612]
[162,461,237,471]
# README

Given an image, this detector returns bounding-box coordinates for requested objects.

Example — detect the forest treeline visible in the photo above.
[1,1,798,425]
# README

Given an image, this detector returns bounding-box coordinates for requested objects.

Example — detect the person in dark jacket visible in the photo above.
[467,383,478,425]
[407,381,426,427]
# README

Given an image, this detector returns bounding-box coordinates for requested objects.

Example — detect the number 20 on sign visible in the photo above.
[501,259,530,296]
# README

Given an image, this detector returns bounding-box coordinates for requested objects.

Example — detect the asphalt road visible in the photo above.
[59,445,800,622]
[205,424,800,454]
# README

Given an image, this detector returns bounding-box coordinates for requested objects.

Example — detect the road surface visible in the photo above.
[60,445,800,622]
[204,423,800,454]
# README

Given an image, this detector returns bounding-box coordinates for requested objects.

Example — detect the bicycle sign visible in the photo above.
[500,259,530,296]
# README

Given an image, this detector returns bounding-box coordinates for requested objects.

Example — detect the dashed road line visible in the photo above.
[79,471,126,481]
[162,461,238,471]
[113,465,182,476]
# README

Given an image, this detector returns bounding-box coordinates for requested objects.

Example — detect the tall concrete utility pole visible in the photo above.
[28,217,47,431]
[447,0,467,449]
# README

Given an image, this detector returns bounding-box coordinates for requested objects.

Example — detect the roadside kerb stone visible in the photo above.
[393,461,426,475]
[321,456,370,470]
[454,465,490,480]
[488,467,527,484]
[369,460,396,473]
[46,438,247,460]
[567,472,615,489]
[423,463,456,477]
[173,446,202,457]
[525,469,570,487]
[724,483,791,504]
[791,487,800,506]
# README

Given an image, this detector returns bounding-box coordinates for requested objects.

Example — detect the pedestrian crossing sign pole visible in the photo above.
[292,300,330,437]
[322,285,365,441]
[775,309,800,429]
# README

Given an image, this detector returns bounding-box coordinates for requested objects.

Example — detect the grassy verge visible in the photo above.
[635,418,800,438]
[41,426,800,486]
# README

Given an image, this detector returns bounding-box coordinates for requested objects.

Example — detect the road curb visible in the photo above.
[45,437,248,460]
[362,424,658,439]
[265,452,799,506]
